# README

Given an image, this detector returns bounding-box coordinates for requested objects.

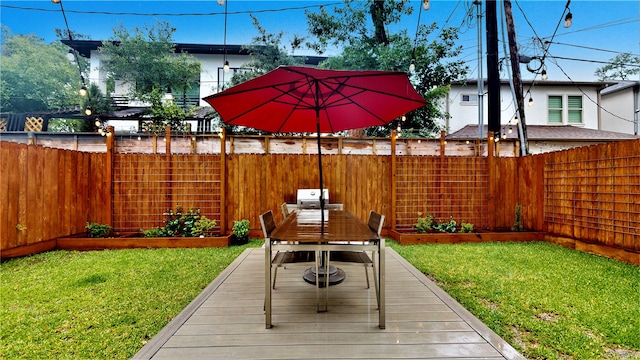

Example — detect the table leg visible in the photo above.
[379,238,386,329]
[265,240,272,329]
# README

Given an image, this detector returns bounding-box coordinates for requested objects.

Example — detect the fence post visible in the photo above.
[220,128,227,234]
[488,132,495,231]
[390,130,397,231]
[165,125,171,154]
[106,126,115,227]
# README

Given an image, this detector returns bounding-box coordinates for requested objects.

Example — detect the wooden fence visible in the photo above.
[1,137,638,263]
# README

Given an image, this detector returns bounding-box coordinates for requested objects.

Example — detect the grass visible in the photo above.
[389,241,640,360]
[2,240,638,359]
[0,240,260,359]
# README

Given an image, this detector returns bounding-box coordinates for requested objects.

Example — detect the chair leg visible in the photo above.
[364,264,370,289]
[272,266,279,289]
[372,250,380,309]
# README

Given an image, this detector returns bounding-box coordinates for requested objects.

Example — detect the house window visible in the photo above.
[461,94,478,105]
[567,95,583,124]
[548,95,583,124]
[548,95,563,123]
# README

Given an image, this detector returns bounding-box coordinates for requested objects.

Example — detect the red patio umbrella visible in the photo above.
[204,66,426,220]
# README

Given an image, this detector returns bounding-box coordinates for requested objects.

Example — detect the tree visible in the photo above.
[305,0,468,137]
[0,26,82,113]
[221,15,306,135]
[99,21,201,131]
[595,53,640,81]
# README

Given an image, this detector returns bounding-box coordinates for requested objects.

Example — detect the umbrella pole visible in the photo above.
[316,120,325,226]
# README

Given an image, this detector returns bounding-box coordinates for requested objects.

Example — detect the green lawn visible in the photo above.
[389,241,640,359]
[1,240,638,359]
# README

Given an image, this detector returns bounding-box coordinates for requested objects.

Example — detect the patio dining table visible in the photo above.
[265,209,385,329]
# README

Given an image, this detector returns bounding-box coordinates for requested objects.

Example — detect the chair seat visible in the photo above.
[272,251,315,265]
[329,251,372,264]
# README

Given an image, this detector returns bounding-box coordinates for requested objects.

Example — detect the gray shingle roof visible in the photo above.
[446,125,639,141]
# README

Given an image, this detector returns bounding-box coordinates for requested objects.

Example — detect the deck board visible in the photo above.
[133,248,524,360]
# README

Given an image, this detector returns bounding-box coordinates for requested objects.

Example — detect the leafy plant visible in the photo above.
[434,217,457,233]
[85,222,112,238]
[415,214,435,233]
[511,204,524,232]
[192,218,217,237]
[139,206,217,237]
[140,227,168,238]
[459,221,474,233]
[232,219,250,238]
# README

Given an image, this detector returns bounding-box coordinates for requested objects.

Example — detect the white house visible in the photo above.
[444,79,614,135]
[600,80,639,136]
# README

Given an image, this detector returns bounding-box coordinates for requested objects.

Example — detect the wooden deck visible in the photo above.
[133,248,524,359]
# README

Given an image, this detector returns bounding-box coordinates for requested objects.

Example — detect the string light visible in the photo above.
[541,69,548,80]
[563,10,573,28]
[528,96,534,107]
[423,0,430,11]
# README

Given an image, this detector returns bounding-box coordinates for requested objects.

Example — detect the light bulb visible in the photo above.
[423,0,430,11]
[508,127,513,134]
[66,49,75,62]
[95,120,101,127]
[217,0,224,5]
[563,12,572,28]
[502,133,507,140]
[401,115,406,122]
[224,60,230,72]
[528,96,534,107]
[51,0,61,4]
[84,107,92,116]
[409,59,416,73]
[541,69,548,80]
[79,85,88,97]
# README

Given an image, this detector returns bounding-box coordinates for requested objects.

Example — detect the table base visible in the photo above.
[302,265,345,287]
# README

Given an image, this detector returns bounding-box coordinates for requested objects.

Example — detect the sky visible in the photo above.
[1,0,639,82]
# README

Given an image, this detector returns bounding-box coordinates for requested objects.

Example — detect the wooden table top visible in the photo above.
[270,210,379,243]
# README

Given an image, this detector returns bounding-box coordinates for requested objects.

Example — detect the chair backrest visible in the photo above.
[280,202,289,219]
[367,210,385,236]
[259,210,276,239]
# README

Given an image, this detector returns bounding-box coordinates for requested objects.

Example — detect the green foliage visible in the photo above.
[232,219,250,238]
[415,214,434,233]
[192,218,217,237]
[0,246,258,358]
[511,204,524,232]
[594,52,640,81]
[99,21,201,104]
[389,241,640,359]
[434,216,457,233]
[304,1,468,137]
[140,206,217,237]
[459,221,474,233]
[85,222,112,238]
[0,26,84,112]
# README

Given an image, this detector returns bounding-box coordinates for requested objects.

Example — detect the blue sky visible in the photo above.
[1,0,639,81]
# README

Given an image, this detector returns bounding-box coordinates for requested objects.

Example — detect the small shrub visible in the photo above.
[512,204,524,231]
[163,206,201,237]
[460,221,474,233]
[192,218,217,237]
[415,215,434,233]
[232,219,250,238]
[140,227,168,238]
[86,222,112,238]
[434,217,457,233]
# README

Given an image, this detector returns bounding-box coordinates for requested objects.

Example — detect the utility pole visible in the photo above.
[504,0,529,155]
[485,0,500,134]
[474,0,484,140]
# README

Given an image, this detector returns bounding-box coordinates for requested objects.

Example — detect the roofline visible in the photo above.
[60,39,326,65]
[455,78,615,89]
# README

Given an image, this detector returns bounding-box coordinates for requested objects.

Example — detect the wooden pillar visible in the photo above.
[390,130,397,231]
[105,126,115,228]
[439,130,446,157]
[220,128,227,234]
[488,132,496,231]
[165,125,171,154]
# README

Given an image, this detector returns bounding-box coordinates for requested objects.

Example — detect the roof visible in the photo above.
[601,80,640,95]
[105,106,216,120]
[61,40,326,65]
[446,125,639,142]
[454,79,614,89]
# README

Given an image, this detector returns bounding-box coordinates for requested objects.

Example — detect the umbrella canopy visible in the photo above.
[203,66,426,134]
[204,66,426,220]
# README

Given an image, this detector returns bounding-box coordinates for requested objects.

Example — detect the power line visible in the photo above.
[1,3,342,17]
[544,41,640,57]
